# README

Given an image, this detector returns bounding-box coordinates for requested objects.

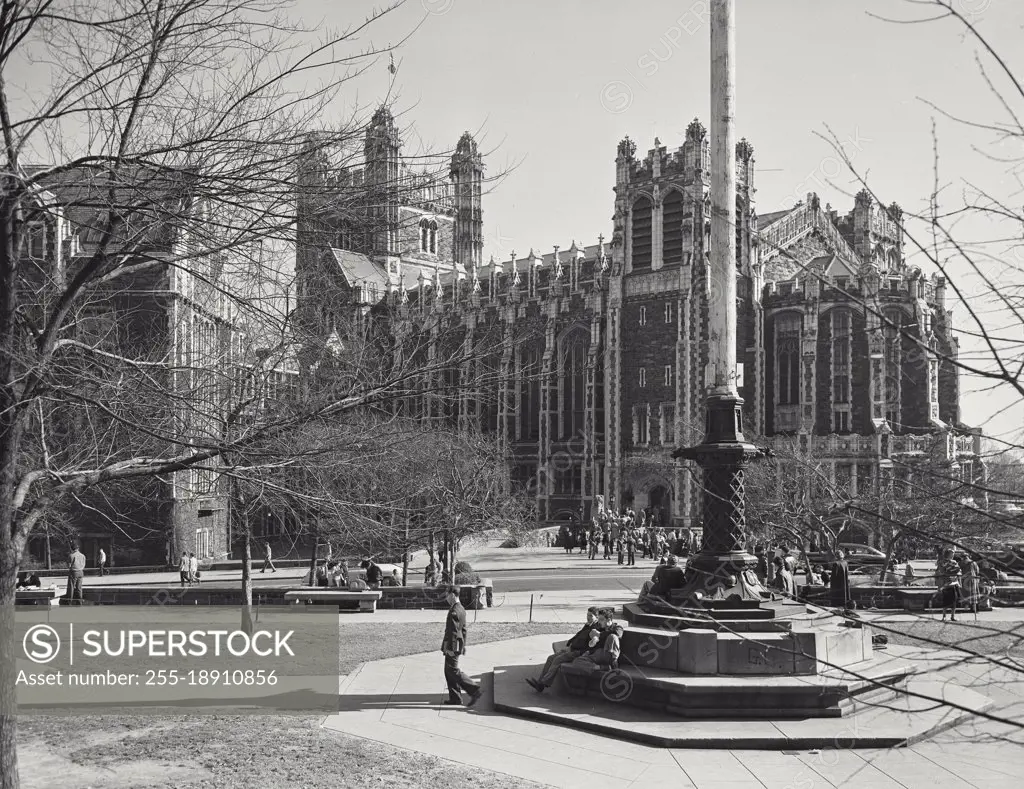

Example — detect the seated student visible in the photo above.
[389,568,402,587]
[806,565,824,586]
[526,607,601,692]
[528,609,606,691]
[652,555,685,598]
[327,561,347,588]
[574,621,624,672]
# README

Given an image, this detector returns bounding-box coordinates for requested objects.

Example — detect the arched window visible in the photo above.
[559,331,587,439]
[419,220,430,253]
[428,220,438,254]
[662,190,684,265]
[831,309,852,433]
[775,313,801,407]
[631,195,653,270]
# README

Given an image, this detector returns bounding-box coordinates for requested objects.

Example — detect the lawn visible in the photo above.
[875,617,1024,657]
[17,622,572,789]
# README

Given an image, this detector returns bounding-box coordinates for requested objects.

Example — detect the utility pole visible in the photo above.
[673,0,768,602]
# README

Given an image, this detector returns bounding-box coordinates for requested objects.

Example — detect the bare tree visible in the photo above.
[0,1,527,785]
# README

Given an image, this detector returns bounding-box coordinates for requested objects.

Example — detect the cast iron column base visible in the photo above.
[670,393,770,605]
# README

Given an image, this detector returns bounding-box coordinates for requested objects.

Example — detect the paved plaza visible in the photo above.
[325,631,1024,788]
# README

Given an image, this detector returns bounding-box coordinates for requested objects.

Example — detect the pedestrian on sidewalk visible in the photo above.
[67,544,86,605]
[261,541,277,573]
[97,547,108,577]
[440,585,482,707]
[626,529,636,566]
[188,552,200,585]
[936,548,962,622]
[179,551,190,587]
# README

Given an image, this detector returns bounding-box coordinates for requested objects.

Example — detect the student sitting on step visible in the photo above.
[573,621,624,672]
[526,608,612,692]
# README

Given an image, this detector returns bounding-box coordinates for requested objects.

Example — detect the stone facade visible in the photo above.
[296,110,981,529]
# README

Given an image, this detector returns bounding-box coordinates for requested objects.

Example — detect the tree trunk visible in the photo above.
[0,538,21,789]
[307,524,319,587]
[44,526,51,571]
[241,506,254,634]
[401,515,409,586]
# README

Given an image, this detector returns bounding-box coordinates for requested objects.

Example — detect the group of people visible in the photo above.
[933,547,1000,620]
[178,551,202,587]
[525,607,624,693]
[559,497,699,566]
[305,557,401,590]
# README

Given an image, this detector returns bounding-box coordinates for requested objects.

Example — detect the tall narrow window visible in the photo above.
[428,221,438,254]
[631,196,653,270]
[664,365,673,387]
[665,302,673,323]
[883,310,901,428]
[639,367,646,388]
[662,190,684,265]
[776,313,801,406]
[519,347,541,440]
[419,220,430,253]
[660,403,675,445]
[560,332,587,439]
[633,404,649,445]
[639,306,647,326]
[831,309,852,433]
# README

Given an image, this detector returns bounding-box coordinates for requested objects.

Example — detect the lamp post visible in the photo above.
[671,0,767,603]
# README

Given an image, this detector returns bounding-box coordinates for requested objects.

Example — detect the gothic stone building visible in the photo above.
[296,109,982,530]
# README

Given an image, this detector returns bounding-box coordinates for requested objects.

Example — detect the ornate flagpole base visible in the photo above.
[670,393,771,605]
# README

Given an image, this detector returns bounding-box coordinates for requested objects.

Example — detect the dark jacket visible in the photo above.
[567,621,602,652]
[442,601,468,655]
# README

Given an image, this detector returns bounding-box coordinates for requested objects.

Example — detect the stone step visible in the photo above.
[635,602,778,621]
[626,609,793,633]
[558,661,917,719]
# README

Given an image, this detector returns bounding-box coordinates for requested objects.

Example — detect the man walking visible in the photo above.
[261,541,277,573]
[188,552,200,585]
[179,551,190,587]
[67,544,86,605]
[440,585,482,707]
[97,547,108,577]
[625,529,636,566]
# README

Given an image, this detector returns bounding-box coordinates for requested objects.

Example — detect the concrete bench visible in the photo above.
[895,589,937,611]
[283,589,382,612]
[16,587,60,606]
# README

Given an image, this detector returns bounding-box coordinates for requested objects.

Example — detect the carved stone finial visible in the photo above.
[553,245,563,279]
[686,118,707,141]
[617,136,637,160]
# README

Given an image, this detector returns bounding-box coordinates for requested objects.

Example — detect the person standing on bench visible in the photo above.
[440,585,482,707]
[526,606,603,693]
[261,541,277,573]
[67,544,86,605]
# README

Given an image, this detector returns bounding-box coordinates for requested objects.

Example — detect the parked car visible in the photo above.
[805,543,889,568]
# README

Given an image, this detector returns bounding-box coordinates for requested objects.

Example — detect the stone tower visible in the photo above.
[451,131,484,276]
[365,106,401,276]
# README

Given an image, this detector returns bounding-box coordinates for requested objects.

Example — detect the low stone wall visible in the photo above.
[799,584,1024,609]
[70,583,488,608]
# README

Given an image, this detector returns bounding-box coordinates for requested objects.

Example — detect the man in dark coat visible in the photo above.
[527,607,602,692]
[441,586,482,706]
[829,547,851,609]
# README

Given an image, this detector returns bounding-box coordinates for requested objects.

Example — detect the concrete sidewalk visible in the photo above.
[323,635,1024,789]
